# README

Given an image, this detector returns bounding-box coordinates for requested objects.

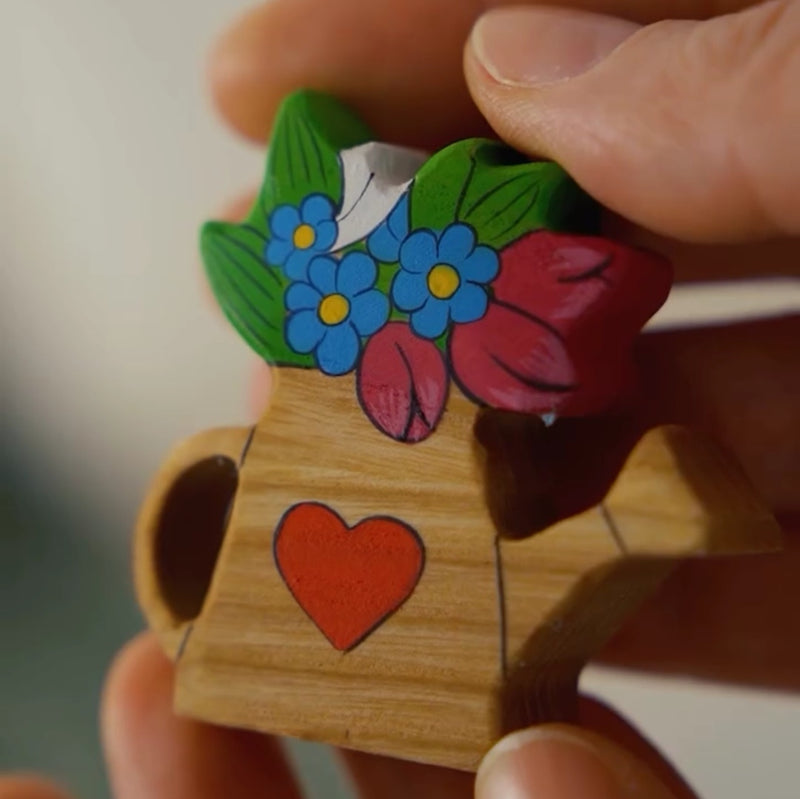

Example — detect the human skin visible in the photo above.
[3,2,798,797]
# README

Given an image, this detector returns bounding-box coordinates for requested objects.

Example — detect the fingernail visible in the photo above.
[476,727,624,799]
[471,8,640,87]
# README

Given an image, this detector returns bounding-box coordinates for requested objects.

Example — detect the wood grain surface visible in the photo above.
[134,368,781,771]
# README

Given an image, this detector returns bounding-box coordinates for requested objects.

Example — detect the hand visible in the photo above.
[2,634,694,799]
[4,2,797,797]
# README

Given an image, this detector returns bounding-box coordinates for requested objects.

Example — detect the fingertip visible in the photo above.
[0,776,73,799]
[218,190,259,224]
[465,4,800,242]
[206,0,491,148]
[463,28,561,181]
[249,359,273,420]
[476,723,681,799]
[99,635,303,799]
[578,697,696,799]
[339,748,475,799]
[207,3,285,143]
[100,632,173,762]
[469,7,640,90]
[102,632,171,711]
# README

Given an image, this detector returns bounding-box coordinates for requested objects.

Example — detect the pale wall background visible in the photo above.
[1,2,798,798]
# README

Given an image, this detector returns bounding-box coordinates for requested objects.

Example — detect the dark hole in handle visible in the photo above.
[474,408,644,539]
[154,456,239,622]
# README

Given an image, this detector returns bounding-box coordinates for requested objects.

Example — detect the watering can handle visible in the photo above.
[133,426,253,659]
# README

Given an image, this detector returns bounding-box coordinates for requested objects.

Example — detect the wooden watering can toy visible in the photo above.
[134,90,781,771]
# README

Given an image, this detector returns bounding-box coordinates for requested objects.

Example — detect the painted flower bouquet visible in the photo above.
[202,91,672,443]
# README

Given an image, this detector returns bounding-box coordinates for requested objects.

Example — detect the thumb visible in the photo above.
[475,724,686,799]
[465,2,800,243]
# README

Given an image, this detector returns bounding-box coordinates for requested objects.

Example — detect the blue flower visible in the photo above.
[284,252,389,376]
[367,194,409,263]
[266,194,338,280]
[390,224,499,339]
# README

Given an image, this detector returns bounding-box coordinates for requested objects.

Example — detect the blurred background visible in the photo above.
[1,2,798,798]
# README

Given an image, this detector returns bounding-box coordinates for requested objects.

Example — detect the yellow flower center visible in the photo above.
[292,223,316,250]
[427,263,460,299]
[318,293,350,326]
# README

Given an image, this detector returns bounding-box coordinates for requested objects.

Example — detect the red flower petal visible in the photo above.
[450,231,672,416]
[449,302,577,414]
[494,231,672,332]
[357,322,448,442]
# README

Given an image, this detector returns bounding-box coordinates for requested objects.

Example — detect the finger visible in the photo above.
[249,358,273,419]
[218,189,258,223]
[603,216,800,282]
[596,316,800,687]
[638,316,800,512]
[337,694,695,799]
[476,719,692,799]
[598,513,800,688]
[537,316,799,541]
[208,0,758,149]
[477,695,701,799]
[466,2,800,242]
[0,778,72,799]
[339,750,473,799]
[208,0,490,148]
[101,633,302,799]
[577,697,695,799]
[532,315,799,686]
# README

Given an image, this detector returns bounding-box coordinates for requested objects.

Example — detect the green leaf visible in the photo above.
[200,221,313,367]
[199,90,377,368]
[247,90,374,232]
[409,139,600,249]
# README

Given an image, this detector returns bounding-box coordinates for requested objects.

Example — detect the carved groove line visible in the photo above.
[493,535,508,679]
[600,503,628,554]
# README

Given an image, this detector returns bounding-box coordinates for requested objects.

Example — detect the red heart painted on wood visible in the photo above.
[273,502,425,651]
